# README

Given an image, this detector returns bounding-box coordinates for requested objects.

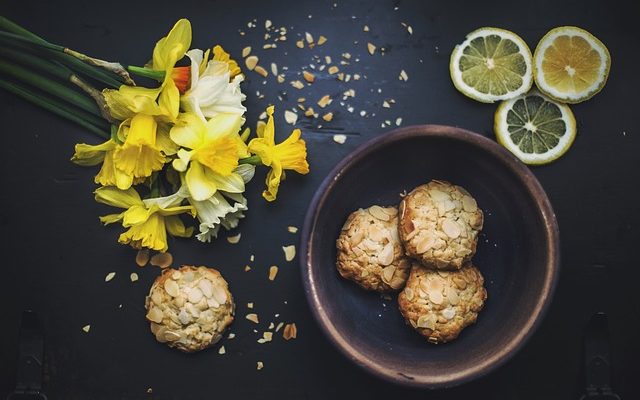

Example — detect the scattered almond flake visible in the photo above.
[149,251,173,269]
[360,110,367,117]
[244,265,251,272]
[277,74,285,83]
[283,323,298,340]
[305,107,315,117]
[342,52,352,59]
[396,117,403,126]
[325,55,332,64]
[345,74,351,82]
[318,64,326,71]
[130,273,139,282]
[322,112,334,122]
[250,254,255,262]
[343,89,355,98]
[353,74,361,80]
[333,134,347,144]
[268,322,275,330]
[228,333,236,339]
[363,25,369,32]
[317,35,327,45]
[385,119,391,126]
[263,43,276,50]
[227,233,241,244]
[279,35,287,41]
[270,62,278,76]
[317,94,332,108]
[367,42,376,55]
[328,66,339,75]
[105,272,116,282]
[297,97,306,103]
[290,80,304,89]
[135,249,149,267]
[383,100,391,108]
[263,332,273,342]
[287,226,298,233]
[399,69,409,81]
[82,324,91,333]
[407,25,413,34]
[275,322,285,332]
[337,73,344,81]
[248,302,254,309]
[254,65,268,77]
[297,104,306,111]
[296,39,304,48]
[265,19,272,29]
[246,313,259,324]
[242,46,251,58]
[218,345,226,355]
[347,106,355,113]
[257,361,264,370]
[268,265,279,281]
[303,70,315,83]
[245,55,259,71]
[284,110,298,125]
[305,32,314,44]
[282,245,296,262]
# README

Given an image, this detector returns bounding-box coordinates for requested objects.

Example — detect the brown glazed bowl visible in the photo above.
[300,125,559,388]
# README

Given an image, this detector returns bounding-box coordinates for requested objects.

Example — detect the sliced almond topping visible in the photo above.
[212,285,228,304]
[198,279,213,298]
[146,306,164,323]
[442,308,456,319]
[333,134,346,144]
[135,249,149,267]
[404,287,414,301]
[105,272,116,282]
[367,42,376,55]
[246,313,259,324]
[227,233,241,244]
[245,55,259,71]
[381,265,395,283]
[368,205,390,221]
[268,265,278,281]
[379,245,395,266]
[442,219,461,239]
[303,70,315,83]
[242,46,251,58]
[187,287,203,304]
[150,252,173,268]
[417,314,436,330]
[428,289,444,305]
[462,195,478,212]
[446,286,460,305]
[254,65,268,77]
[164,279,180,297]
[282,245,296,262]
[452,276,467,290]
[283,323,297,340]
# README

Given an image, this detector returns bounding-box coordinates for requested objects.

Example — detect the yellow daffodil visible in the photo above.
[95,186,195,252]
[247,106,309,201]
[170,112,248,201]
[103,19,192,122]
[111,114,167,188]
[181,46,246,121]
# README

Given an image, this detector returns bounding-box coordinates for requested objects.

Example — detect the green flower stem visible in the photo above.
[0,58,103,118]
[0,79,110,139]
[127,65,165,82]
[239,155,262,165]
[0,31,123,89]
[0,17,133,85]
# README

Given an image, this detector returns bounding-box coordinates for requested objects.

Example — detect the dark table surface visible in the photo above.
[0,0,638,399]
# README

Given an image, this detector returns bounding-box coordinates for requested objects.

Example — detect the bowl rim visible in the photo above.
[299,124,560,388]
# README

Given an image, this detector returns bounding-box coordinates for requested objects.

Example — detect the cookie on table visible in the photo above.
[336,205,411,292]
[145,265,234,353]
[399,180,483,270]
[398,262,487,343]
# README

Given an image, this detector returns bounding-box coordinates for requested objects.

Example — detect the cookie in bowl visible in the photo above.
[399,180,483,270]
[336,206,411,292]
[145,265,235,353]
[398,262,487,343]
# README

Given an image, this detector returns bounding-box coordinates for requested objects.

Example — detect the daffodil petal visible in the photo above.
[158,78,180,121]
[204,113,243,142]
[95,186,143,209]
[234,164,255,184]
[71,140,116,166]
[165,215,194,238]
[99,212,125,225]
[186,49,204,89]
[152,19,192,71]
[186,161,217,201]
[209,171,245,193]
[170,113,206,148]
[119,213,168,252]
[122,204,155,227]
[156,122,179,156]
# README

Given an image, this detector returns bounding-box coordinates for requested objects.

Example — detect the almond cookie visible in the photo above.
[398,263,487,343]
[399,180,483,270]
[145,265,235,353]
[336,206,411,292]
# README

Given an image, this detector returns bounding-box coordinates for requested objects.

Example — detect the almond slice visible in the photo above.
[150,252,173,268]
[282,245,296,262]
[135,249,149,267]
[245,55,259,71]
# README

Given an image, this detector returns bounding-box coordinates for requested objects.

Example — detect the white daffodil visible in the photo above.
[181,48,246,121]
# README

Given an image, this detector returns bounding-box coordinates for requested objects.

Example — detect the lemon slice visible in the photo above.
[494,91,576,165]
[450,28,533,103]
[533,26,610,103]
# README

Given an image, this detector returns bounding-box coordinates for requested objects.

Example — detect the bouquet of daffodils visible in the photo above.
[0,18,309,252]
